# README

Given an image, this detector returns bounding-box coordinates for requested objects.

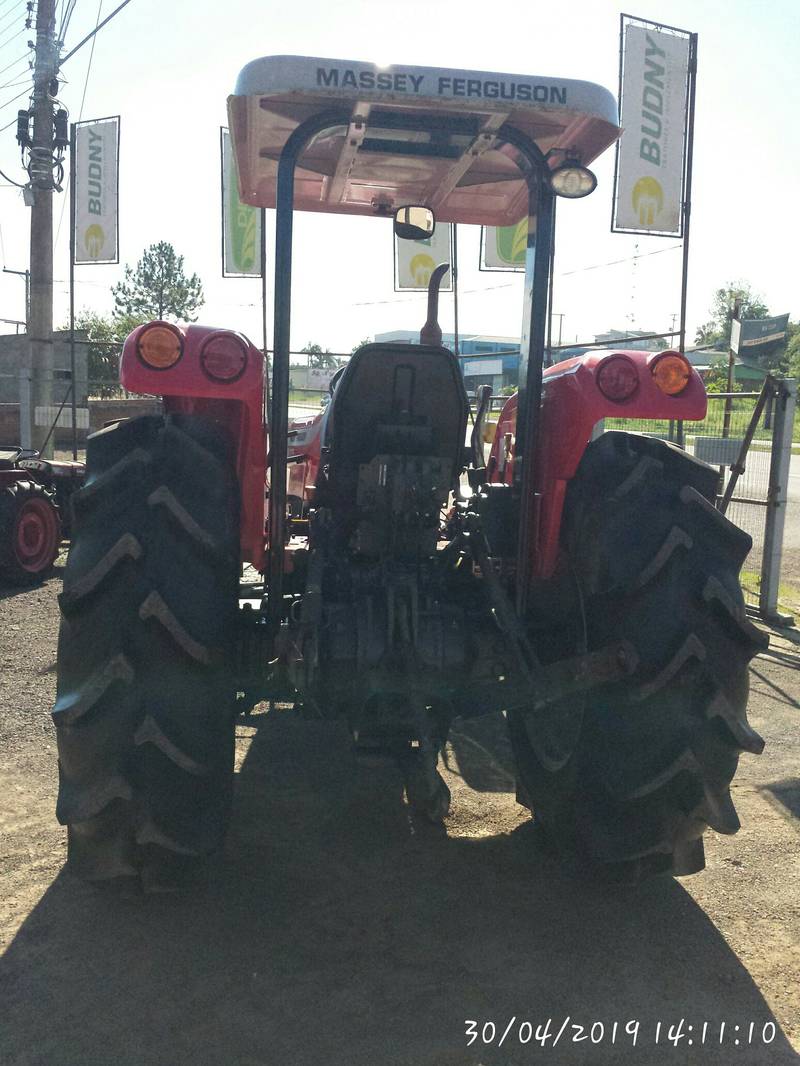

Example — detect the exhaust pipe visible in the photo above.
[420,263,450,346]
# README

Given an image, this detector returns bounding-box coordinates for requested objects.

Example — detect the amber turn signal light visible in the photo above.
[651,352,691,396]
[137,323,183,370]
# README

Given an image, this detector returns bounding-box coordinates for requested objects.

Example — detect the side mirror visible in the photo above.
[394,205,435,241]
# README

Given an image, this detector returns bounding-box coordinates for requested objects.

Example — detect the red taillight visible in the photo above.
[596,356,639,402]
[200,333,248,383]
[137,322,183,370]
[651,352,691,396]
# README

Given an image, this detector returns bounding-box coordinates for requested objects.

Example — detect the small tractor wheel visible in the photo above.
[53,413,240,889]
[0,480,61,585]
[508,431,767,882]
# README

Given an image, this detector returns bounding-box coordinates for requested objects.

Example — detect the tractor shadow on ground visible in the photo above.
[0,559,66,602]
[1,712,797,1066]
[761,777,800,823]
[750,661,800,711]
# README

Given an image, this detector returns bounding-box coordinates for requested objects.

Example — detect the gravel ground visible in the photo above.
[1,555,798,1066]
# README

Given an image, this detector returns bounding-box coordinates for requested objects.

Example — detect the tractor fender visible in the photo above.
[487,350,707,579]
[121,322,267,568]
[287,405,329,507]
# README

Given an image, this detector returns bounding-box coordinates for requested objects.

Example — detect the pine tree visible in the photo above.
[112,242,204,322]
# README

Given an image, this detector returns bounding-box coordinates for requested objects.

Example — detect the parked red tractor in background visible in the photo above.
[0,447,83,584]
[53,56,766,891]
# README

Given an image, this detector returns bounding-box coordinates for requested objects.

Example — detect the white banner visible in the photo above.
[394,225,453,291]
[308,367,336,389]
[221,128,262,276]
[73,117,119,264]
[612,23,690,235]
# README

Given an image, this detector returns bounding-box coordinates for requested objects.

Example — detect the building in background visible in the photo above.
[375,330,521,392]
[593,328,661,351]
[0,331,88,446]
[0,331,88,404]
[685,350,768,387]
[375,326,692,393]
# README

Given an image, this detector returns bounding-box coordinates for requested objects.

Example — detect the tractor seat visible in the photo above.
[323,342,468,511]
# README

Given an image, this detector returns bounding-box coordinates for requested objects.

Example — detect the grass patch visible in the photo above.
[605,399,799,445]
[740,569,800,621]
[289,389,325,407]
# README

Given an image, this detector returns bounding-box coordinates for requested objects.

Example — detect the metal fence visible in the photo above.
[602,382,798,619]
[604,395,769,606]
[5,351,796,620]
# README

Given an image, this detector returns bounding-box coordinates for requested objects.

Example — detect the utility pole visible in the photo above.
[27,0,58,456]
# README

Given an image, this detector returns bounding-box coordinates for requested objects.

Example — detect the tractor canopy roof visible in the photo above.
[228,56,620,227]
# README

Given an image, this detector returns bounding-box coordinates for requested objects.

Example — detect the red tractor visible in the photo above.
[53,56,766,890]
[0,447,83,584]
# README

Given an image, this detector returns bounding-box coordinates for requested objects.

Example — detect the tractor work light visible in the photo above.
[548,161,597,199]
[200,332,248,383]
[651,352,691,396]
[596,355,639,402]
[137,323,183,370]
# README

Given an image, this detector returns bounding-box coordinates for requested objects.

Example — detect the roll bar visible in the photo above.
[266,110,555,630]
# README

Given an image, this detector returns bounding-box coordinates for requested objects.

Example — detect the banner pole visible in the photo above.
[546,198,557,364]
[452,223,459,356]
[261,207,268,359]
[676,32,697,451]
[69,122,78,460]
[677,33,698,360]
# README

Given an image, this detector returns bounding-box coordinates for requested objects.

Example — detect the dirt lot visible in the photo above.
[1,557,799,1066]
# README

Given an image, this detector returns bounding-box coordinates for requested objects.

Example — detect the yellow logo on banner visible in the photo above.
[409,253,436,287]
[84,224,105,259]
[631,177,664,226]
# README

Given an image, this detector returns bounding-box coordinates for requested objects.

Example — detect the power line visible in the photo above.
[0,49,30,78]
[0,25,28,51]
[0,72,30,88]
[60,0,132,65]
[0,81,32,114]
[0,105,25,129]
[57,0,77,42]
[0,164,26,185]
[557,243,682,277]
[348,244,687,309]
[0,0,27,37]
[56,0,103,245]
[76,2,102,118]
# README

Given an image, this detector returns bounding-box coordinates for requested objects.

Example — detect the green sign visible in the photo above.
[482,219,528,270]
[221,128,262,277]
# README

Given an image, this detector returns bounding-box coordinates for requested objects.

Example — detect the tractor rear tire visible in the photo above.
[0,480,60,585]
[508,431,767,882]
[53,413,240,889]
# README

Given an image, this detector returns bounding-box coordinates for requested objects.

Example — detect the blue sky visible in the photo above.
[0,0,798,354]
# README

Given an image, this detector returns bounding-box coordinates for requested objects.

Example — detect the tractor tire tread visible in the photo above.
[53,413,239,887]
[509,430,766,882]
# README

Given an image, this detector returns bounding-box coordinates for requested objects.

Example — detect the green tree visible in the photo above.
[72,309,149,397]
[786,323,800,379]
[112,242,204,322]
[703,356,742,394]
[350,337,372,353]
[301,342,339,370]
[695,282,769,349]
